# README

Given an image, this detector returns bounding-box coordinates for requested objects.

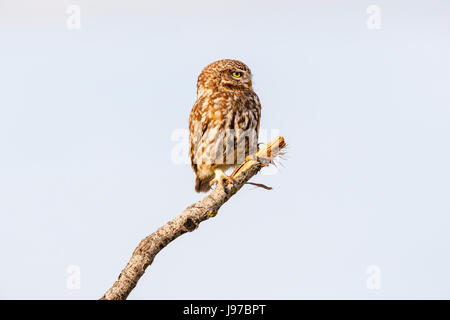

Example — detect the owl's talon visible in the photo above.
[211,169,236,194]
[256,156,272,165]
[246,153,272,166]
[261,158,272,166]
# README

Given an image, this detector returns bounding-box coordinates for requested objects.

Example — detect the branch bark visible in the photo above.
[100,136,286,300]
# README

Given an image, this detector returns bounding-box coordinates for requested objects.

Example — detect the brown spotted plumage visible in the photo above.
[189,59,261,192]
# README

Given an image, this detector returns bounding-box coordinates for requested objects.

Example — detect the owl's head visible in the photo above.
[197,59,253,96]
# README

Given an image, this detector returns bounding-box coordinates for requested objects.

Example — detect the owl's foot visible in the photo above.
[210,169,236,194]
[249,154,271,167]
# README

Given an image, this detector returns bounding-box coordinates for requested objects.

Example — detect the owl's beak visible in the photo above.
[249,80,253,89]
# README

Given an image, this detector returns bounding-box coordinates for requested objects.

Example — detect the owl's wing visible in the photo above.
[189,97,208,172]
[189,96,230,169]
[220,94,261,164]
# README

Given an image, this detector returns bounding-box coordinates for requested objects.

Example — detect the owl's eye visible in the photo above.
[232,72,242,78]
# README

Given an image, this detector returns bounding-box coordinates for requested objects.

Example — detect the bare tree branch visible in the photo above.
[100,136,287,300]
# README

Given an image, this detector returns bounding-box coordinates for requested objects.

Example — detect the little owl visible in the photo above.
[189,59,261,192]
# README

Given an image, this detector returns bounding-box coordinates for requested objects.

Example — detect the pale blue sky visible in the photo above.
[0,0,449,299]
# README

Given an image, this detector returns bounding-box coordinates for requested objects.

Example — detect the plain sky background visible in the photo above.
[1,0,449,299]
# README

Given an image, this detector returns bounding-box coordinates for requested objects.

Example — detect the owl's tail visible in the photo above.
[195,175,214,193]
